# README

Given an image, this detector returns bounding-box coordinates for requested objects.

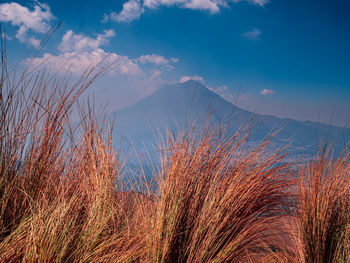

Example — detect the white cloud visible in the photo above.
[32,30,140,76]
[260,88,275,95]
[59,29,115,52]
[105,0,144,23]
[32,49,139,75]
[143,0,219,13]
[111,0,269,22]
[179,75,204,83]
[183,0,220,13]
[31,29,175,77]
[165,64,175,70]
[0,2,54,44]
[242,28,261,40]
[138,54,169,65]
[137,54,178,70]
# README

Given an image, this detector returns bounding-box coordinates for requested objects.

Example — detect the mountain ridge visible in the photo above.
[113,80,350,160]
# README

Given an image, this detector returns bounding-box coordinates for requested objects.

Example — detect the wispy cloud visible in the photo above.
[140,0,220,14]
[104,0,269,23]
[242,28,262,41]
[150,70,162,80]
[138,54,169,65]
[0,2,55,45]
[179,75,204,83]
[246,0,269,7]
[260,88,275,95]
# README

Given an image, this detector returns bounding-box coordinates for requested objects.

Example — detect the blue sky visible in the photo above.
[1,0,350,127]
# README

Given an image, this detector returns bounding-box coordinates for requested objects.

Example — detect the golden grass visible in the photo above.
[0,39,349,262]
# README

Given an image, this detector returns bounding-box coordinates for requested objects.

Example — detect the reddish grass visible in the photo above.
[285,149,350,263]
[143,126,294,262]
[0,37,349,262]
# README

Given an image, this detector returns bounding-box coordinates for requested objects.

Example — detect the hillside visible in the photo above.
[113,80,350,160]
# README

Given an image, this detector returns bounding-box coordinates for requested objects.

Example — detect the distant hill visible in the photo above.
[113,80,350,161]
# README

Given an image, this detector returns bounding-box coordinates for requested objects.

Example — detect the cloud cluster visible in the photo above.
[33,48,140,75]
[0,2,54,45]
[0,2,177,77]
[106,0,269,22]
[59,29,116,53]
[32,30,132,75]
[32,29,177,77]
[0,2,136,75]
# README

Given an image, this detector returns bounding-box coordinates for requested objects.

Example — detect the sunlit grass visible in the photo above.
[0,40,349,262]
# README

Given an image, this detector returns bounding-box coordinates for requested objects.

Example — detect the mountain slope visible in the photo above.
[113,80,350,160]
[116,80,250,134]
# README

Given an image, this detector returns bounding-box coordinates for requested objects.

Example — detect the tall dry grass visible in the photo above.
[0,40,143,262]
[0,34,350,262]
[283,149,350,263]
[140,125,296,262]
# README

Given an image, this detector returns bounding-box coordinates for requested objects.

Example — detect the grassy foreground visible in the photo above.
[0,51,350,263]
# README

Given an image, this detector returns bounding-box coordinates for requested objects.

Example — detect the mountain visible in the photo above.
[113,80,350,161]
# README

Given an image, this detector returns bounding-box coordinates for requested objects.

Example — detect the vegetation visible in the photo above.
[0,43,349,262]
